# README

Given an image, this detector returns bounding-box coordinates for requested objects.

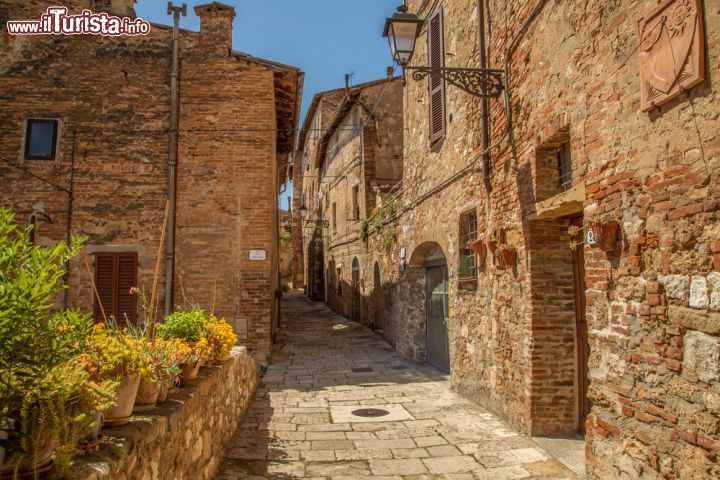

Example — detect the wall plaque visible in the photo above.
[635,0,705,111]
[249,249,267,261]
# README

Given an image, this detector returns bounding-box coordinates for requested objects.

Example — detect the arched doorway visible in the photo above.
[351,257,361,323]
[409,242,450,373]
[372,263,384,333]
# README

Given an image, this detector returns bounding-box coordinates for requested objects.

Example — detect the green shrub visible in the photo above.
[0,208,114,476]
[157,308,206,342]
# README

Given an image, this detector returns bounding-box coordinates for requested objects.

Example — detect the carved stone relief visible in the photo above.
[635,0,706,111]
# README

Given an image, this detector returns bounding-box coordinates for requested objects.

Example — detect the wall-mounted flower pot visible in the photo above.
[103,376,141,427]
[496,248,517,268]
[588,221,618,252]
[470,239,487,267]
[487,238,497,254]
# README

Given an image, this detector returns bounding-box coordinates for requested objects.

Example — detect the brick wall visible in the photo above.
[0,1,300,363]
[358,0,720,477]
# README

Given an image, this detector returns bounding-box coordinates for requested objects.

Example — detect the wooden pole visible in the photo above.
[148,200,170,339]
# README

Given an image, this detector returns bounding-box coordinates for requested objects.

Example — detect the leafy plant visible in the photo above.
[382,229,397,253]
[359,219,369,244]
[279,231,292,253]
[491,233,518,251]
[157,308,206,343]
[80,322,154,382]
[0,208,115,477]
[202,316,238,363]
[144,338,186,387]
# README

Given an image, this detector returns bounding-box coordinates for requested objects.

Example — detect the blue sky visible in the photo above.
[135,1,399,208]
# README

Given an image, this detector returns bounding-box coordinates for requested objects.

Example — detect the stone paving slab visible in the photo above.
[216,292,580,479]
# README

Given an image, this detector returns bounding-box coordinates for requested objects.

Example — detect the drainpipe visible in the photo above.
[479,0,491,192]
[165,3,186,316]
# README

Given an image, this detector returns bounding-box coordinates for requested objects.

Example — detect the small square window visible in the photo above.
[24,119,58,161]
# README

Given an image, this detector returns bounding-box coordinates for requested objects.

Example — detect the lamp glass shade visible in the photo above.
[383,10,422,65]
[388,20,418,64]
[299,205,308,219]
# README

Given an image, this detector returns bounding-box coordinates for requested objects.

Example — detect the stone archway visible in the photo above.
[401,242,451,372]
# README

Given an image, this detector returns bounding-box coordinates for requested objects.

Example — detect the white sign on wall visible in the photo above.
[249,249,267,261]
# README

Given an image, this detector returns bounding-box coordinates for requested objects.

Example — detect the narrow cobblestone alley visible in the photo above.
[217,292,580,479]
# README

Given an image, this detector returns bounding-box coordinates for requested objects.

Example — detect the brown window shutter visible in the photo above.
[94,253,116,323]
[428,7,446,143]
[116,253,138,325]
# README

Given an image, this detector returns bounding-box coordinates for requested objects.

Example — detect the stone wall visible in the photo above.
[68,347,259,480]
[355,0,719,478]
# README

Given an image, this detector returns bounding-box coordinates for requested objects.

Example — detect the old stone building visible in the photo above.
[294,86,347,300]
[342,0,719,478]
[0,0,303,363]
[296,78,403,325]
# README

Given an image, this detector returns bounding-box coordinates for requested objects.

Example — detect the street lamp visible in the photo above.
[383,6,423,66]
[299,204,308,220]
[383,5,505,98]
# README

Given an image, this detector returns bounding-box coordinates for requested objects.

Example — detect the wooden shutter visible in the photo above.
[93,252,138,324]
[428,7,446,143]
[94,253,116,323]
[116,253,137,324]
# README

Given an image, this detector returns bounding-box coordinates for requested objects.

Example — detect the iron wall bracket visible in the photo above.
[402,65,505,98]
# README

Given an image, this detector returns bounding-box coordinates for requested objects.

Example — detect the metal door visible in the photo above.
[351,258,361,323]
[425,263,450,372]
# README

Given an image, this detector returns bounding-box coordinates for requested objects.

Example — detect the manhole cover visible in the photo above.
[351,408,390,418]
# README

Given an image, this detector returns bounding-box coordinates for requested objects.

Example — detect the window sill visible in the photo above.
[530,183,585,221]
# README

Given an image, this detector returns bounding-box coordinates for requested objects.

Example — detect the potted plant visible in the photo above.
[135,338,185,407]
[202,315,238,364]
[82,322,152,427]
[157,309,210,383]
[587,213,619,251]
[0,209,116,478]
[469,238,487,267]
[492,234,518,268]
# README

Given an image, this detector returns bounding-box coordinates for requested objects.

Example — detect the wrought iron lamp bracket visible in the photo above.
[402,65,505,98]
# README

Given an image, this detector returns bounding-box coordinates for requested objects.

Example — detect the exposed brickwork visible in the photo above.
[0,0,302,363]
[303,0,720,478]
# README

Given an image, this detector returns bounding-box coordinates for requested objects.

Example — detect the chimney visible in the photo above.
[194,2,235,55]
[94,0,137,18]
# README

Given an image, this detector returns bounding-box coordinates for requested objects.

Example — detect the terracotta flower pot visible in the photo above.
[588,221,618,252]
[0,432,56,479]
[180,361,201,386]
[496,248,517,268]
[157,383,170,404]
[487,238,497,254]
[103,376,141,427]
[470,239,487,267]
[134,380,160,408]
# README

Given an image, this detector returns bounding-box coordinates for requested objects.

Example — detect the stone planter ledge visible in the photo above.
[67,347,259,480]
